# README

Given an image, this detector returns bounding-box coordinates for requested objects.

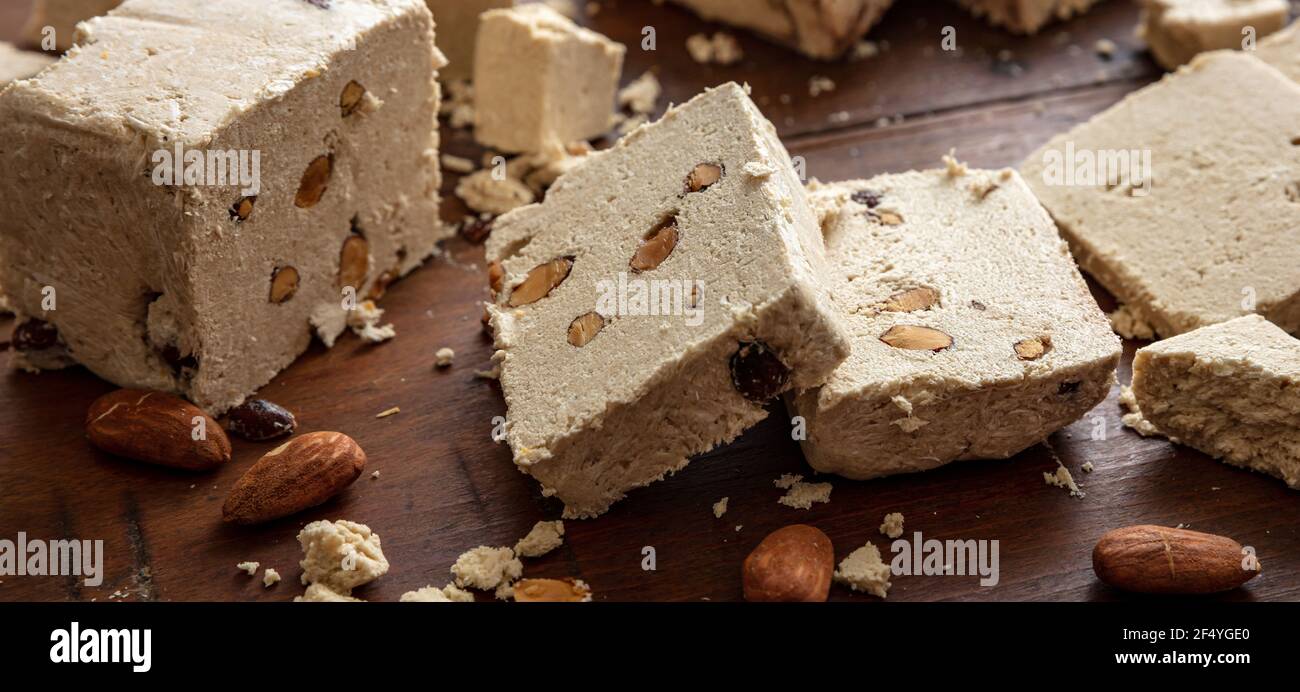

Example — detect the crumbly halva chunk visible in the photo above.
[667,0,895,59]
[1138,0,1289,70]
[451,546,523,591]
[957,0,1099,34]
[400,583,475,602]
[514,520,565,558]
[485,83,850,518]
[473,4,624,152]
[1021,52,1300,339]
[1132,315,1300,488]
[297,519,390,596]
[834,542,892,598]
[0,42,56,314]
[0,0,450,414]
[787,169,1119,480]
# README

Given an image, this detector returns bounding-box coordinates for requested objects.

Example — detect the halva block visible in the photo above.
[1138,0,1289,70]
[957,0,1099,34]
[666,0,895,59]
[426,0,513,82]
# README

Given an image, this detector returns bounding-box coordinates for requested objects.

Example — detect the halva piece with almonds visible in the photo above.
[666,0,895,59]
[1132,315,1300,489]
[0,0,450,414]
[787,168,1119,480]
[485,83,850,518]
[1021,52,1300,339]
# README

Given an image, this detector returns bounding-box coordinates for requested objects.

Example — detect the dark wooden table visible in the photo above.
[2,0,1297,602]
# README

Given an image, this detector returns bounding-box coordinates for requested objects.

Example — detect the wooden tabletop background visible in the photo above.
[1,0,1297,602]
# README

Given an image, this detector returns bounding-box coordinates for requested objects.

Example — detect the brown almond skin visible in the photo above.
[222,431,366,525]
[743,524,834,602]
[1093,525,1260,595]
[86,389,230,471]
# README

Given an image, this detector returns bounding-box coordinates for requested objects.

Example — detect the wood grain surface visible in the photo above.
[1,0,1296,603]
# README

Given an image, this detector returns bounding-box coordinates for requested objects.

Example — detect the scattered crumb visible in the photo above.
[1043,464,1085,498]
[834,542,891,598]
[440,79,474,129]
[474,365,501,380]
[1082,461,1095,473]
[440,153,476,174]
[1119,385,1168,439]
[686,32,743,65]
[828,110,851,124]
[514,520,565,558]
[850,40,880,60]
[262,568,281,588]
[734,525,743,532]
[370,470,381,479]
[1094,38,1116,59]
[451,546,523,592]
[375,406,401,419]
[808,75,836,97]
[435,346,455,368]
[712,497,729,519]
[347,300,395,344]
[779,481,833,510]
[400,583,475,602]
[236,561,259,576]
[618,70,661,115]
[879,512,904,539]
[1109,304,1156,340]
[774,473,803,490]
[942,149,968,177]
[356,321,396,344]
[456,169,535,215]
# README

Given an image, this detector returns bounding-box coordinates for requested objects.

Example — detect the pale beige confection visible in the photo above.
[956,0,1098,33]
[426,0,513,82]
[1138,0,1289,70]
[513,520,565,558]
[1132,315,1300,488]
[451,546,523,591]
[879,512,904,539]
[778,479,833,509]
[1118,385,1166,438]
[294,583,363,603]
[1021,53,1300,339]
[473,4,624,153]
[22,0,121,51]
[0,0,450,414]
[833,542,892,598]
[484,83,850,518]
[236,561,259,576]
[1254,18,1300,82]
[262,568,281,587]
[666,0,895,60]
[297,520,390,596]
[399,583,476,602]
[0,42,56,315]
[787,169,1119,480]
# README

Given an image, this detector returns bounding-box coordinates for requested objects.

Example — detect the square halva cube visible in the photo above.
[473,3,624,153]
[484,83,850,518]
[1138,0,1289,70]
[426,0,513,82]
[1021,52,1300,339]
[787,168,1120,479]
[0,0,450,414]
[1133,315,1300,488]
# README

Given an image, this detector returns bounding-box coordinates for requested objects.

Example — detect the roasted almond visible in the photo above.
[86,389,230,471]
[1092,525,1261,595]
[685,162,723,193]
[881,287,939,313]
[339,80,366,117]
[630,218,678,272]
[508,257,574,307]
[743,524,834,602]
[338,234,369,289]
[222,431,366,525]
[513,578,592,602]
[270,266,299,303]
[487,260,504,296]
[229,196,256,222]
[1014,336,1050,361]
[294,154,333,208]
[880,325,952,351]
[567,311,606,347]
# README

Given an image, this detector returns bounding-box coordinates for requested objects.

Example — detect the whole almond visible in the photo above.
[86,389,230,471]
[743,524,834,602]
[222,431,366,524]
[1092,525,1261,595]
[513,578,592,602]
